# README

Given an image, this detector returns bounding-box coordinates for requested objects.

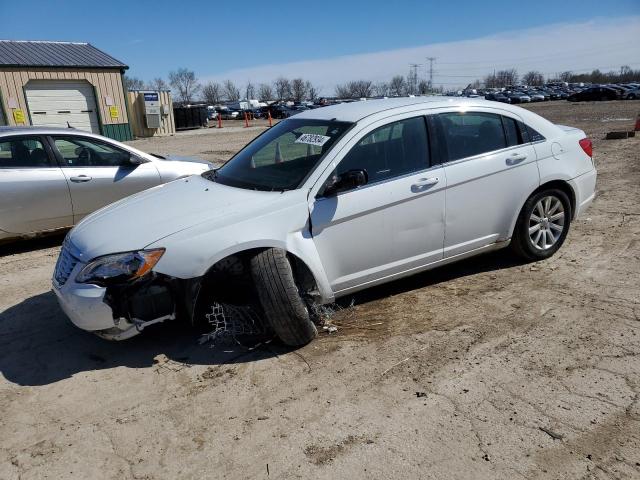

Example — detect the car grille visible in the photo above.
[54,237,79,286]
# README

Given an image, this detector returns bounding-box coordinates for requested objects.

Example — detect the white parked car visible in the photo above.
[0,127,213,242]
[52,97,597,345]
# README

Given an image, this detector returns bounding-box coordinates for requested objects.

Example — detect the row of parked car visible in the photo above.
[207,103,326,121]
[205,80,640,123]
[477,82,640,104]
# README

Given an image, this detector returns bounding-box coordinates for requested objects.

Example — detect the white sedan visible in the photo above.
[52,97,597,345]
[0,126,213,242]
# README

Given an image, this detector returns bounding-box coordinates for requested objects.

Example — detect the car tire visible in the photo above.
[511,189,572,261]
[250,248,317,346]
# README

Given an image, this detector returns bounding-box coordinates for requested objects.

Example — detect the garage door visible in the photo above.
[25,80,100,133]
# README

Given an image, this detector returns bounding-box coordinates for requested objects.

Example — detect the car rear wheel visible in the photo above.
[250,248,317,346]
[511,189,572,261]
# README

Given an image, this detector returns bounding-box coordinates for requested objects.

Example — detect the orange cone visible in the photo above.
[267,110,273,127]
[635,113,640,132]
[244,112,249,128]
[217,114,222,129]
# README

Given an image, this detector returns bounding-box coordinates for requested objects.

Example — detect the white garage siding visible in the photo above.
[25,80,100,133]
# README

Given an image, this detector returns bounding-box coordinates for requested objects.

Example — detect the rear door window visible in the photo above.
[0,137,52,168]
[502,116,524,147]
[436,112,507,161]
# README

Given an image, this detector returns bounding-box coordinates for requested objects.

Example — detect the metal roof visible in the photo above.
[0,40,127,69]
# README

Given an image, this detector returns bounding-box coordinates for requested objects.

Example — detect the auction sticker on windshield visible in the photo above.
[295,133,331,147]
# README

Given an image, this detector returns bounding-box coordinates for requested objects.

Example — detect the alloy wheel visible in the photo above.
[528,195,565,250]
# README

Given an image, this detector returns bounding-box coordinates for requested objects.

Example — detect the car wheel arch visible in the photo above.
[508,179,577,240]
[535,180,576,219]
[189,246,322,325]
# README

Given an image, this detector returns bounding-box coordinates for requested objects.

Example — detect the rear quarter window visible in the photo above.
[526,125,546,142]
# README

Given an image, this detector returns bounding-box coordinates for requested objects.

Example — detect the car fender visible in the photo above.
[152,160,211,183]
[147,193,335,303]
[506,149,583,238]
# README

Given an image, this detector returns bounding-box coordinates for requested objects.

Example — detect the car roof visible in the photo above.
[0,126,105,137]
[293,96,503,122]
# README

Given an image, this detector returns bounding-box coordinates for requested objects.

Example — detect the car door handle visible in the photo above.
[506,153,527,165]
[70,175,92,183]
[412,177,440,188]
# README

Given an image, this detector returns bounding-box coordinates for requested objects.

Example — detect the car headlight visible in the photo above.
[76,249,165,285]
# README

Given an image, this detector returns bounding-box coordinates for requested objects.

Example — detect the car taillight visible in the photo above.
[579,138,593,157]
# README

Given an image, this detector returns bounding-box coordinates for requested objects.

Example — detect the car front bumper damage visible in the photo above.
[52,260,193,340]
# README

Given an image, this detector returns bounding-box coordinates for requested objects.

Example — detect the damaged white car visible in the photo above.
[53,97,597,345]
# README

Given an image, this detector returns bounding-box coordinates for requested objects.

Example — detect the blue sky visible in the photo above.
[1,1,639,92]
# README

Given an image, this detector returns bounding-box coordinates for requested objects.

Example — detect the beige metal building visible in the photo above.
[0,40,133,141]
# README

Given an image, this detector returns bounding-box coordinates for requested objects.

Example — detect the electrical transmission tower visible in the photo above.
[408,63,421,95]
[426,57,436,91]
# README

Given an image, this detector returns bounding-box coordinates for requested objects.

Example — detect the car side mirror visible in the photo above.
[128,154,146,165]
[322,169,368,197]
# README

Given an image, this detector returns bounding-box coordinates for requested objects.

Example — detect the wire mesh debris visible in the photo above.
[199,302,272,347]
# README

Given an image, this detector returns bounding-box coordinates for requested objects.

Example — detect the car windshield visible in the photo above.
[206,118,353,191]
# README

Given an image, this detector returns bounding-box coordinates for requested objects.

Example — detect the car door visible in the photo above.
[310,115,446,294]
[48,135,162,222]
[434,110,539,258]
[0,135,73,235]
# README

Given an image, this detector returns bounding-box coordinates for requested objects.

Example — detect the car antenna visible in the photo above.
[67,121,73,129]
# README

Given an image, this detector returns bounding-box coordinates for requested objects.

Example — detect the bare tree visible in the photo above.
[258,83,274,101]
[389,75,406,96]
[245,80,255,100]
[223,80,241,101]
[522,71,545,86]
[291,78,309,102]
[483,72,498,88]
[168,68,201,103]
[417,80,430,95]
[202,81,223,104]
[147,77,169,91]
[335,83,352,99]
[372,81,389,97]
[495,69,518,88]
[619,65,634,82]
[124,75,145,91]
[305,81,318,101]
[559,71,573,82]
[274,77,292,101]
[407,67,419,95]
[349,80,373,98]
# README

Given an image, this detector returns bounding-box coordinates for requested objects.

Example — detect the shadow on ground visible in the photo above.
[0,291,292,387]
[0,232,67,257]
[0,249,526,387]
[340,249,526,306]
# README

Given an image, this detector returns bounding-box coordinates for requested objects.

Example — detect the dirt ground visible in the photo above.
[126,120,275,165]
[1,101,639,480]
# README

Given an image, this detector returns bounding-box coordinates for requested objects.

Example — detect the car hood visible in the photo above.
[69,175,294,260]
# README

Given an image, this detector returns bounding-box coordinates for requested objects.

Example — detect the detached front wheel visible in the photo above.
[251,248,317,346]
[511,189,572,261]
